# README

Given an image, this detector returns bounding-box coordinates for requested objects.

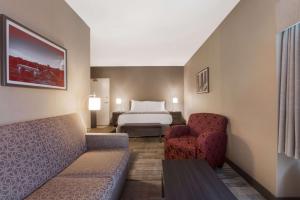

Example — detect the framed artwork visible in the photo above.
[0,15,67,90]
[197,67,209,93]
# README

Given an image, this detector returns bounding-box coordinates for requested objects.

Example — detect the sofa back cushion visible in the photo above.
[31,114,87,176]
[188,113,228,137]
[0,113,86,200]
[0,121,51,200]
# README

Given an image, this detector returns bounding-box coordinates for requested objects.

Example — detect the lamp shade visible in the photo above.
[89,96,101,111]
[172,97,179,104]
[116,98,122,105]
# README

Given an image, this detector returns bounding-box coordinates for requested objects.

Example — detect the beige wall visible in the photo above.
[91,67,184,113]
[276,0,300,197]
[184,0,278,195]
[0,0,90,127]
[277,0,300,31]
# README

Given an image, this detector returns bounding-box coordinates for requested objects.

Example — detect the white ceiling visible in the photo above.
[66,0,239,67]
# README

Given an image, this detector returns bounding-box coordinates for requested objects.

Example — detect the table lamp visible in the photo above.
[89,94,101,128]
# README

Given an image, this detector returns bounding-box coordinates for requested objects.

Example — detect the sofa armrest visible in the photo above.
[165,125,190,140]
[86,133,129,150]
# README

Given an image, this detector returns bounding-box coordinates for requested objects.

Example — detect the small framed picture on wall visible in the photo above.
[197,67,209,94]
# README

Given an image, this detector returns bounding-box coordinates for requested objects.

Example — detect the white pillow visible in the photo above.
[130,100,166,112]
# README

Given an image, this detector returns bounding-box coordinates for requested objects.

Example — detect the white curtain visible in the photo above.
[278,22,300,159]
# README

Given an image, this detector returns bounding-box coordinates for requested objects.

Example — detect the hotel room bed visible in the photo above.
[117,111,172,126]
[116,100,172,137]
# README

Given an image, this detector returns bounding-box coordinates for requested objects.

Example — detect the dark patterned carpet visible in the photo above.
[120,137,265,200]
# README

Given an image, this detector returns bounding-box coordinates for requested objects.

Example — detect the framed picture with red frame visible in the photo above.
[0,15,67,90]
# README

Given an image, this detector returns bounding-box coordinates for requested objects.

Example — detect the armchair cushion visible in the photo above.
[165,137,196,159]
[164,125,190,140]
[86,133,128,150]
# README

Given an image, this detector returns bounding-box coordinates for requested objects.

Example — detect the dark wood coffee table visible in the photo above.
[162,160,237,200]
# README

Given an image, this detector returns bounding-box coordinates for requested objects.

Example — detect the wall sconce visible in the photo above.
[172,97,178,111]
[88,94,101,128]
[116,98,122,105]
[172,97,179,104]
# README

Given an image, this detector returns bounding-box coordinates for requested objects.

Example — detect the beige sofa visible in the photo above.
[0,113,130,200]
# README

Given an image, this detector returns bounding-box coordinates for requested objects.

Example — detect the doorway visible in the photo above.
[91,78,110,126]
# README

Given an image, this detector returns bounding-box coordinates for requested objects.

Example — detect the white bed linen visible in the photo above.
[117,112,172,126]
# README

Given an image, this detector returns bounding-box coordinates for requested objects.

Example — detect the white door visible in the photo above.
[91,78,110,126]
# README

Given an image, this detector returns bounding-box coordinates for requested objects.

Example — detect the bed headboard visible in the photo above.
[129,100,166,112]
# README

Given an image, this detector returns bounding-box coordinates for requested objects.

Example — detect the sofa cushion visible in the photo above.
[31,114,87,176]
[59,149,130,184]
[26,177,113,200]
[0,121,51,200]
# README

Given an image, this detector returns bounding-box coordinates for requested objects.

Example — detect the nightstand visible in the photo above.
[110,112,124,127]
[170,112,186,126]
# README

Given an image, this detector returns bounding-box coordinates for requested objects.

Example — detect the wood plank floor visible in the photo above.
[120,137,265,200]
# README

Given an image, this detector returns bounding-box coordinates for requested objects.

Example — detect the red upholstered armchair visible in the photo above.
[164,113,228,168]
